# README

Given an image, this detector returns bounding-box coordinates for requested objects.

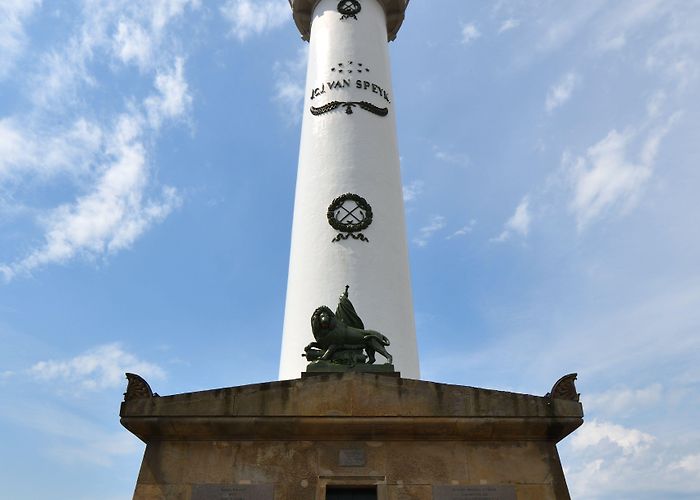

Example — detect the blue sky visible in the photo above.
[1,1,699,498]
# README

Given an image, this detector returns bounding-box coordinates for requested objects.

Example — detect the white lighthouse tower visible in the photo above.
[280,0,419,379]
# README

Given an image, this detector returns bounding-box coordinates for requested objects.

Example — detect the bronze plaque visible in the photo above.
[191,484,273,500]
[339,448,366,467]
[432,485,517,500]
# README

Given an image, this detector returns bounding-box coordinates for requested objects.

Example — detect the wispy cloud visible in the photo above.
[646,90,667,118]
[493,196,531,242]
[403,180,424,202]
[498,18,520,34]
[0,118,103,183]
[460,22,481,45]
[447,219,476,240]
[30,1,200,110]
[434,146,469,167]
[562,418,700,498]
[670,454,700,474]
[567,114,679,229]
[0,3,195,282]
[111,1,201,71]
[221,0,290,41]
[1,58,188,281]
[414,215,446,247]
[144,57,192,129]
[572,420,655,456]
[585,384,663,417]
[273,46,308,123]
[595,0,666,52]
[645,7,700,89]
[29,343,165,391]
[546,72,579,112]
[536,3,605,53]
[0,0,41,79]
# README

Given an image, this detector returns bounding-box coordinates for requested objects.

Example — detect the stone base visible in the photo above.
[121,373,583,500]
[305,362,397,374]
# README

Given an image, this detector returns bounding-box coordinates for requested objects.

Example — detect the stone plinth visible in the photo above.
[121,373,583,499]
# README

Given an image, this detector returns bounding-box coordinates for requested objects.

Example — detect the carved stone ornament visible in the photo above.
[304,286,393,369]
[338,0,361,20]
[546,373,580,402]
[311,100,388,117]
[124,373,159,402]
[327,193,373,242]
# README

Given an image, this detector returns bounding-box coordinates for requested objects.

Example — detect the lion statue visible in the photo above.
[303,287,393,366]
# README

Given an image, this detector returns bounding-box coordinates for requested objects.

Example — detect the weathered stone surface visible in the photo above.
[433,485,516,500]
[121,373,582,443]
[191,484,273,500]
[122,373,582,500]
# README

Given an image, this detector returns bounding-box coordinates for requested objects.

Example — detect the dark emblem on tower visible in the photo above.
[311,100,388,117]
[304,286,393,371]
[338,0,361,20]
[328,193,373,242]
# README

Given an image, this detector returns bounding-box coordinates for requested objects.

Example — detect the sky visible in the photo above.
[0,0,699,498]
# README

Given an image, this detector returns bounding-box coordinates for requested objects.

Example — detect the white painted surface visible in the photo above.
[280,0,419,380]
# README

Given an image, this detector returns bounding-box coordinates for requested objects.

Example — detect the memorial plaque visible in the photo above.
[433,485,517,500]
[339,448,366,467]
[192,484,274,500]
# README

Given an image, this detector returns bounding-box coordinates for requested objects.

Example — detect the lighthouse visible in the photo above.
[280,0,419,379]
[121,3,584,497]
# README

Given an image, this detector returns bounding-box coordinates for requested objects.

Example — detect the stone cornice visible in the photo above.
[289,0,410,42]
[121,373,584,443]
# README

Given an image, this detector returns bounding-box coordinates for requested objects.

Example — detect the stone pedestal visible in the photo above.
[121,373,582,499]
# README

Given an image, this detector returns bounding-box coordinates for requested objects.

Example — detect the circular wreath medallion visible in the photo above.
[338,0,361,17]
[327,193,373,233]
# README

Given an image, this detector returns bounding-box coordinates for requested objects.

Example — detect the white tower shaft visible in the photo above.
[281,0,418,379]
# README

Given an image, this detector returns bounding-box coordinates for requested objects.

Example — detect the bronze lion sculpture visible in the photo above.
[303,287,393,366]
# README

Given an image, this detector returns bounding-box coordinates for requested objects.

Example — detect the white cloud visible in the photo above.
[1,111,182,281]
[646,22,700,89]
[30,0,199,108]
[414,215,446,247]
[221,0,290,41]
[29,343,165,391]
[460,23,481,45]
[493,196,530,242]
[403,180,424,202]
[113,19,153,69]
[572,419,655,456]
[0,118,103,184]
[545,72,579,112]
[1,5,195,281]
[447,219,476,240]
[273,46,308,123]
[111,0,200,70]
[145,57,192,129]
[498,18,520,34]
[0,0,41,79]
[563,419,700,498]
[670,453,700,473]
[567,115,678,228]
